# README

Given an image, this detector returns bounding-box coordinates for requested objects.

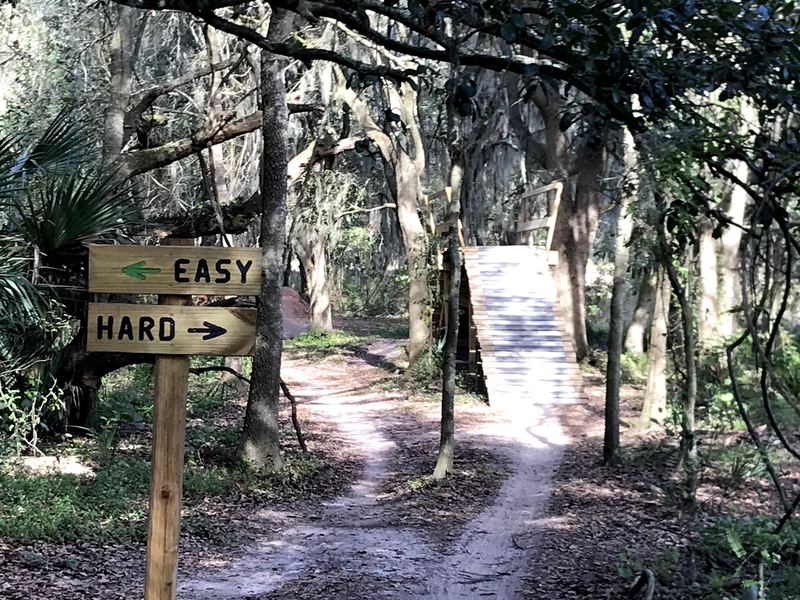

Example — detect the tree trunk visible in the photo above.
[434,96,465,478]
[295,228,333,331]
[240,12,292,470]
[698,218,719,347]
[336,75,429,366]
[662,233,698,506]
[396,157,430,366]
[639,267,670,428]
[719,170,749,339]
[532,84,605,361]
[102,6,140,163]
[604,131,635,465]
[624,271,656,354]
[65,4,144,428]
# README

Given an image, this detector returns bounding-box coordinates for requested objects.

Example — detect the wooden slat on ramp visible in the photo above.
[463,246,586,406]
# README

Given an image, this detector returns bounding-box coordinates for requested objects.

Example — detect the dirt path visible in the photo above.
[179,342,569,599]
[424,405,566,599]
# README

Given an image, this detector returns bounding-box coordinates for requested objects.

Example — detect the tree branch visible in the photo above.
[121,103,321,177]
[126,54,242,130]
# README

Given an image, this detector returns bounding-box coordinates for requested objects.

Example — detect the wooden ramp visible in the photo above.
[463,246,585,406]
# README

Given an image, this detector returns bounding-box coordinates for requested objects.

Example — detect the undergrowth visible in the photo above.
[0,453,329,543]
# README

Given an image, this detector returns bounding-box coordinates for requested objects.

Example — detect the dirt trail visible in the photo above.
[424,405,566,599]
[179,343,568,599]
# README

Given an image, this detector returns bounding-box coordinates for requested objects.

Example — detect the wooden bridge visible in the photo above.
[430,182,585,406]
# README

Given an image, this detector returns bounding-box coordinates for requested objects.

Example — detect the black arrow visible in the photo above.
[187,321,227,341]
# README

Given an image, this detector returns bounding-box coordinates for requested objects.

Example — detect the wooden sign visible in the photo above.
[88,245,262,295]
[87,303,256,356]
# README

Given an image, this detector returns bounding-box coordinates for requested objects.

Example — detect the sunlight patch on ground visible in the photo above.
[13,455,94,477]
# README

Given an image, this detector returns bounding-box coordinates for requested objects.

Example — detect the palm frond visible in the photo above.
[0,270,46,322]
[0,133,21,199]
[5,170,136,252]
[11,109,88,177]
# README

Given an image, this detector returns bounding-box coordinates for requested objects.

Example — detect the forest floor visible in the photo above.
[1,318,795,599]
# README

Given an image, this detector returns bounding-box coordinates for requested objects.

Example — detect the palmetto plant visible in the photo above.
[1,111,137,443]
[1,112,134,254]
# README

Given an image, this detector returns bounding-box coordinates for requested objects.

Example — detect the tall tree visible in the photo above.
[604,129,635,464]
[239,11,293,469]
[336,73,430,366]
[638,267,670,428]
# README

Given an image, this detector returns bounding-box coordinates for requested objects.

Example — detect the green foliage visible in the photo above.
[0,451,333,544]
[707,444,766,488]
[697,337,800,434]
[284,329,363,351]
[621,351,649,385]
[1,111,138,448]
[409,336,445,385]
[0,371,66,456]
[585,262,613,349]
[6,170,135,253]
[331,226,409,316]
[0,458,150,542]
[695,517,800,599]
[97,364,153,425]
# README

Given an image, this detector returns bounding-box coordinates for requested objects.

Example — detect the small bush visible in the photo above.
[695,516,800,599]
[621,351,648,385]
[707,443,766,488]
[284,329,363,351]
[0,452,335,543]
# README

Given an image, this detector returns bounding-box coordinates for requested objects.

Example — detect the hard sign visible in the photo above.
[88,245,262,295]
[87,303,256,356]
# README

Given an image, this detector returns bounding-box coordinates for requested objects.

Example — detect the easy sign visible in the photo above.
[88,245,262,295]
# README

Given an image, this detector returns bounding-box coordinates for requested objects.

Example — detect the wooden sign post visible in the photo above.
[146,239,190,600]
[86,242,261,600]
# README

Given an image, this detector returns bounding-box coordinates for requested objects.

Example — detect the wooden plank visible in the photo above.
[145,238,190,600]
[89,245,262,295]
[515,217,551,233]
[87,303,256,356]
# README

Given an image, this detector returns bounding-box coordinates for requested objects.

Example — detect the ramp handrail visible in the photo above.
[515,180,563,252]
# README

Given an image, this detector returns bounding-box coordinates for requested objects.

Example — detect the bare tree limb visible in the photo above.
[187,366,308,453]
[121,102,322,177]
[125,54,242,130]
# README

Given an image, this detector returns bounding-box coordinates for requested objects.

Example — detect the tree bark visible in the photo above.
[719,173,749,339]
[638,267,670,428]
[102,6,144,163]
[624,271,656,354]
[532,84,605,361]
[433,176,462,479]
[661,224,698,506]
[336,74,429,366]
[239,11,292,470]
[698,218,719,347]
[604,131,635,465]
[719,101,755,339]
[294,227,333,331]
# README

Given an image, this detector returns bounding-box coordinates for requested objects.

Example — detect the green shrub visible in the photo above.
[0,372,66,456]
[621,351,649,385]
[284,329,363,351]
[409,336,445,386]
[707,443,767,488]
[0,458,149,542]
[0,452,335,543]
[696,516,800,599]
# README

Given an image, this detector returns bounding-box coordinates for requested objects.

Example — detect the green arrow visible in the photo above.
[122,260,162,280]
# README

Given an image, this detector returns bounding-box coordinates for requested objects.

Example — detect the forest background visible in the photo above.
[1,1,800,598]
